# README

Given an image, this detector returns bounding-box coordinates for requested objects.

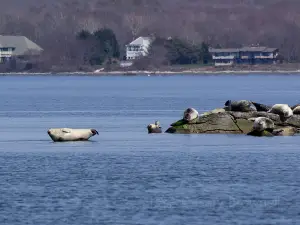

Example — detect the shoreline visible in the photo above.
[1,69,300,76]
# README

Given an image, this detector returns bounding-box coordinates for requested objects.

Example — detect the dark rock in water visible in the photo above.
[166,111,250,134]
[272,127,299,136]
[165,108,300,136]
[247,127,299,137]
[247,130,274,137]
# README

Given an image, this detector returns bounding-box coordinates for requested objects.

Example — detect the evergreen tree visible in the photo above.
[199,42,212,64]
[76,28,120,65]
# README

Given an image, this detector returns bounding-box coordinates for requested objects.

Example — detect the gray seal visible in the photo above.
[247,117,275,137]
[290,104,300,110]
[147,121,162,134]
[267,104,293,121]
[249,117,274,132]
[183,108,199,122]
[224,100,257,112]
[251,102,271,112]
[47,128,99,142]
[292,105,300,114]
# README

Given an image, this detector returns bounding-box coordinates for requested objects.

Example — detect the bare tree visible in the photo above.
[123,12,152,40]
[1,0,300,71]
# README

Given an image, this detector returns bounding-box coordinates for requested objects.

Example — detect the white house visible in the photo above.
[0,35,43,63]
[125,36,152,60]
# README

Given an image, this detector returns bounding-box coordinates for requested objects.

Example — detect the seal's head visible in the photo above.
[225,100,231,106]
[224,100,232,111]
[284,110,292,118]
[249,117,274,132]
[47,128,63,137]
[147,121,161,129]
[91,129,99,136]
[183,108,199,122]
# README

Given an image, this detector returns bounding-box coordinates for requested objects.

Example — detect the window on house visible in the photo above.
[262,52,270,56]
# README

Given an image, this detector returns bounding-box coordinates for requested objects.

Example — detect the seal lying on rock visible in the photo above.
[247,117,286,137]
[47,128,99,142]
[200,108,225,117]
[290,104,300,110]
[249,117,275,132]
[147,121,162,134]
[224,100,257,112]
[183,108,199,122]
[267,104,293,121]
[292,105,300,115]
[251,102,271,112]
[224,100,271,112]
[247,117,275,136]
[246,117,299,137]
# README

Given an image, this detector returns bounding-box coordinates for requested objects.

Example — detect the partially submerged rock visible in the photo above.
[247,127,299,137]
[166,108,300,136]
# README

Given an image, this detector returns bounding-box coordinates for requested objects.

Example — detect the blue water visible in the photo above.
[1,74,300,224]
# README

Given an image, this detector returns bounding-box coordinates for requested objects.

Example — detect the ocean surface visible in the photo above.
[0,74,300,225]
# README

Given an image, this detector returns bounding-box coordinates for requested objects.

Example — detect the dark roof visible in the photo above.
[0,35,43,55]
[240,46,278,52]
[209,46,278,53]
[209,48,239,53]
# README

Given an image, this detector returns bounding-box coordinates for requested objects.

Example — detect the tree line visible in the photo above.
[0,0,300,72]
[0,27,213,72]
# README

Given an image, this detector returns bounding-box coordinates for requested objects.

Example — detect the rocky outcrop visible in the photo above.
[165,109,300,136]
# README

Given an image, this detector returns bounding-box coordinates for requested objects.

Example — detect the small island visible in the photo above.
[165,103,300,137]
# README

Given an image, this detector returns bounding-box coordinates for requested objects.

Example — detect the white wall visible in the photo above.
[126,38,151,60]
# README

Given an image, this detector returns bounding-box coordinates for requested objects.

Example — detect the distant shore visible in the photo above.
[1,70,300,76]
[1,64,300,76]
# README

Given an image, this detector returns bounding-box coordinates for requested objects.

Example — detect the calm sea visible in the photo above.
[0,74,300,225]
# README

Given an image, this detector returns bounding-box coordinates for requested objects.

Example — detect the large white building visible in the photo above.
[0,35,43,63]
[125,36,152,60]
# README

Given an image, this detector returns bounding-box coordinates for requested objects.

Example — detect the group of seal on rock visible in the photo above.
[246,116,300,137]
[223,100,300,137]
[147,108,200,134]
[47,128,99,142]
[224,100,294,120]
